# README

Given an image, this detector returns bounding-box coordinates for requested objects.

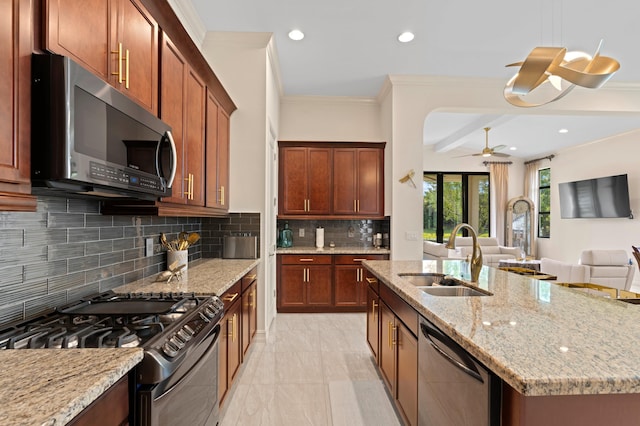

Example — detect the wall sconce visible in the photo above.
[399,169,416,188]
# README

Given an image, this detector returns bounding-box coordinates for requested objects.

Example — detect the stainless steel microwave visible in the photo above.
[31,54,176,200]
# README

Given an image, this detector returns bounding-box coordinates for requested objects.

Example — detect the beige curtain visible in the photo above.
[489,162,509,244]
[524,160,540,258]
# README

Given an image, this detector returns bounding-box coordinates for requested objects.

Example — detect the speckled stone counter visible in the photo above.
[113,258,260,295]
[277,246,390,255]
[363,259,640,397]
[0,348,142,426]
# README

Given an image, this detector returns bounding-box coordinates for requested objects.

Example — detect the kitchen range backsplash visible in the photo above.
[0,196,260,325]
[276,218,390,248]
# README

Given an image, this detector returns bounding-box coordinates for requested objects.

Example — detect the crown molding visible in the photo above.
[281,95,378,105]
[166,0,206,48]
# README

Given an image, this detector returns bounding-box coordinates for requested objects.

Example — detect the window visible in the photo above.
[538,168,551,238]
[423,172,490,242]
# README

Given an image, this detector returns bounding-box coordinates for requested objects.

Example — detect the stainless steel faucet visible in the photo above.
[445,223,483,282]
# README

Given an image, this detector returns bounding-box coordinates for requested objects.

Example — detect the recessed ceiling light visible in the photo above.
[558,128,569,134]
[288,29,304,41]
[509,147,517,151]
[398,32,415,43]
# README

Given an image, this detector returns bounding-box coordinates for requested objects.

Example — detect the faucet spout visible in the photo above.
[445,223,483,282]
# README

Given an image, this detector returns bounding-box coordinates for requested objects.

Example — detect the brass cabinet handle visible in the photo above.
[357,199,360,212]
[388,321,393,348]
[299,258,314,262]
[353,258,367,262]
[230,313,237,342]
[124,48,130,89]
[218,186,225,205]
[246,274,257,281]
[184,174,192,198]
[371,300,378,318]
[392,325,398,347]
[353,199,357,212]
[365,277,377,284]
[111,42,123,83]
[222,292,239,303]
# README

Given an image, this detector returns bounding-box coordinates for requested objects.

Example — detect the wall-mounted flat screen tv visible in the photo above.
[559,174,631,219]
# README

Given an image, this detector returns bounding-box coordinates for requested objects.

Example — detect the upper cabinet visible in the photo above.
[278,142,385,219]
[45,0,159,113]
[206,91,230,211]
[0,0,36,211]
[159,35,205,206]
[278,145,332,216]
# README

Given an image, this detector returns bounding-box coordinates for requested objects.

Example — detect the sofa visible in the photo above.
[423,237,520,268]
[540,258,590,283]
[579,249,635,291]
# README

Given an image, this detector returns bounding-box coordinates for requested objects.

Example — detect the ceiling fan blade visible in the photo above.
[491,152,511,157]
[453,153,475,158]
[491,144,507,151]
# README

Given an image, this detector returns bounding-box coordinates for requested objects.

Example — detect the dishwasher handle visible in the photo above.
[421,322,484,383]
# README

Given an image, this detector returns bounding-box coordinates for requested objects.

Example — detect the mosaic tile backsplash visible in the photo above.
[0,196,259,325]
[276,218,390,249]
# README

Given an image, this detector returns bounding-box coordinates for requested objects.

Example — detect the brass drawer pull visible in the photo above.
[353,258,366,262]
[222,292,239,303]
[299,258,314,262]
[372,300,378,318]
[245,274,257,281]
[365,277,377,284]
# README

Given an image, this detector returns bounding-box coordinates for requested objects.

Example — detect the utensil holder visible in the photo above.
[168,250,188,271]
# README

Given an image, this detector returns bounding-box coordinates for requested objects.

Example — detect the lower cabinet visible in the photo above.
[68,375,129,426]
[370,275,418,426]
[219,267,258,407]
[277,253,389,313]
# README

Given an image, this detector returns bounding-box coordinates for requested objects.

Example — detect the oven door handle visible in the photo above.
[157,323,221,398]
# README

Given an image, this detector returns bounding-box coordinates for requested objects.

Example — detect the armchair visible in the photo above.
[579,249,635,291]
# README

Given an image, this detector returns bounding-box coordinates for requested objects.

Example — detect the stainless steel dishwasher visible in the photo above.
[418,317,501,425]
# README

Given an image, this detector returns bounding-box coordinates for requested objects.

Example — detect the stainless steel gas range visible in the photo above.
[0,291,224,426]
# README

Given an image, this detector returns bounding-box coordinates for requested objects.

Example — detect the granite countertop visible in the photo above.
[277,246,390,255]
[362,259,640,397]
[0,348,143,426]
[113,258,261,295]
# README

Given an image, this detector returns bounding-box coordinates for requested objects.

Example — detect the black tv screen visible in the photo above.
[559,174,631,218]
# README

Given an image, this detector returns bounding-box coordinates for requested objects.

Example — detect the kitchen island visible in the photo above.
[363,259,640,425]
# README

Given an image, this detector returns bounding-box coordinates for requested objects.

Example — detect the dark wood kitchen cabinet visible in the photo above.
[68,375,129,426]
[241,267,258,358]
[0,0,36,211]
[278,144,332,216]
[333,147,384,217]
[159,34,205,206]
[219,280,242,406]
[205,89,230,212]
[366,273,380,363]
[378,285,418,426]
[278,142,385,219]
[45,0,159,113]
[334,254,388,308]
[277,254,332,311]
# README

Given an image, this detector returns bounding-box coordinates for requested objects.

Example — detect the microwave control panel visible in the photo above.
[89,161,166,193]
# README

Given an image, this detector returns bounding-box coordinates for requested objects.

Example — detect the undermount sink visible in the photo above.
[417,286,491,297]
[398,273,492,297]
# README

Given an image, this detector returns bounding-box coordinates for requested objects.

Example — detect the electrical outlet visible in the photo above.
[145,238,154,257]
[299,228,305,237]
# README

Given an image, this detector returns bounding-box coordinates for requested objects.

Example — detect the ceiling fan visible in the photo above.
[457,127,510,158]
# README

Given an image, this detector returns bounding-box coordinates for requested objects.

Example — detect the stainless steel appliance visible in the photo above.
[0,291,223,426]
[31,54,176,200]
[223,235,258,259]
[418,317,501,426]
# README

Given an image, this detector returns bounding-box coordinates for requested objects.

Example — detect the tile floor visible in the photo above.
[219,313,402,426]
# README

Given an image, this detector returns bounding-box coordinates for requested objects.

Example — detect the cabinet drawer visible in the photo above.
[279,255,332,265]
[364,270,380,294]
[241,267,258,292]
[221,280,242,309]
[380,284,418,337]
[334,254,389,265]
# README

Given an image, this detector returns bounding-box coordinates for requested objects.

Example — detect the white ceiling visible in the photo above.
[187,0,640,159]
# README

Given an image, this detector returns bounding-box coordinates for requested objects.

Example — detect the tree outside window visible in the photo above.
[538,168,551,238]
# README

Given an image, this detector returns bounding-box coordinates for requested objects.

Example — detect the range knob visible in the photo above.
[170,335,186,349]
[162,341,179,358]
[204,306,217,318]
[177,328,193,342]
[199,312,211,322]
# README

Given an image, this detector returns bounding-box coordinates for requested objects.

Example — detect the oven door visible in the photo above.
[137,324,221,426]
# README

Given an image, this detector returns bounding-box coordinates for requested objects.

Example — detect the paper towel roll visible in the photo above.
[315,227,324,248]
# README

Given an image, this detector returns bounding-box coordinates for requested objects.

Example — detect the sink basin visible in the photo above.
[418,286,490,297]
[398,273,446,286]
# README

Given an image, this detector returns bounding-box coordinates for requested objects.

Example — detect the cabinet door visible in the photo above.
[396,321,418,426]
[379,301,396,392]
[366,286,380,363]
[0,0,34,209]
[307,148,332,214]
[184,68,206,206]
[159,35,186,204]
[335,265,359,306]
[279,147,308,215]
[206,93,230,210]
[355,148,384,216]
[279,265,306,308]
[115,0,158,113]
[226,301,242,385]
[306,265,332,306]
[45,0,110,80]
[242,281,257,358]
[333,148,357,214]
[217,108,230,209]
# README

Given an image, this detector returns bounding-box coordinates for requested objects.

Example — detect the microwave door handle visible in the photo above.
[162,130,177,188]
